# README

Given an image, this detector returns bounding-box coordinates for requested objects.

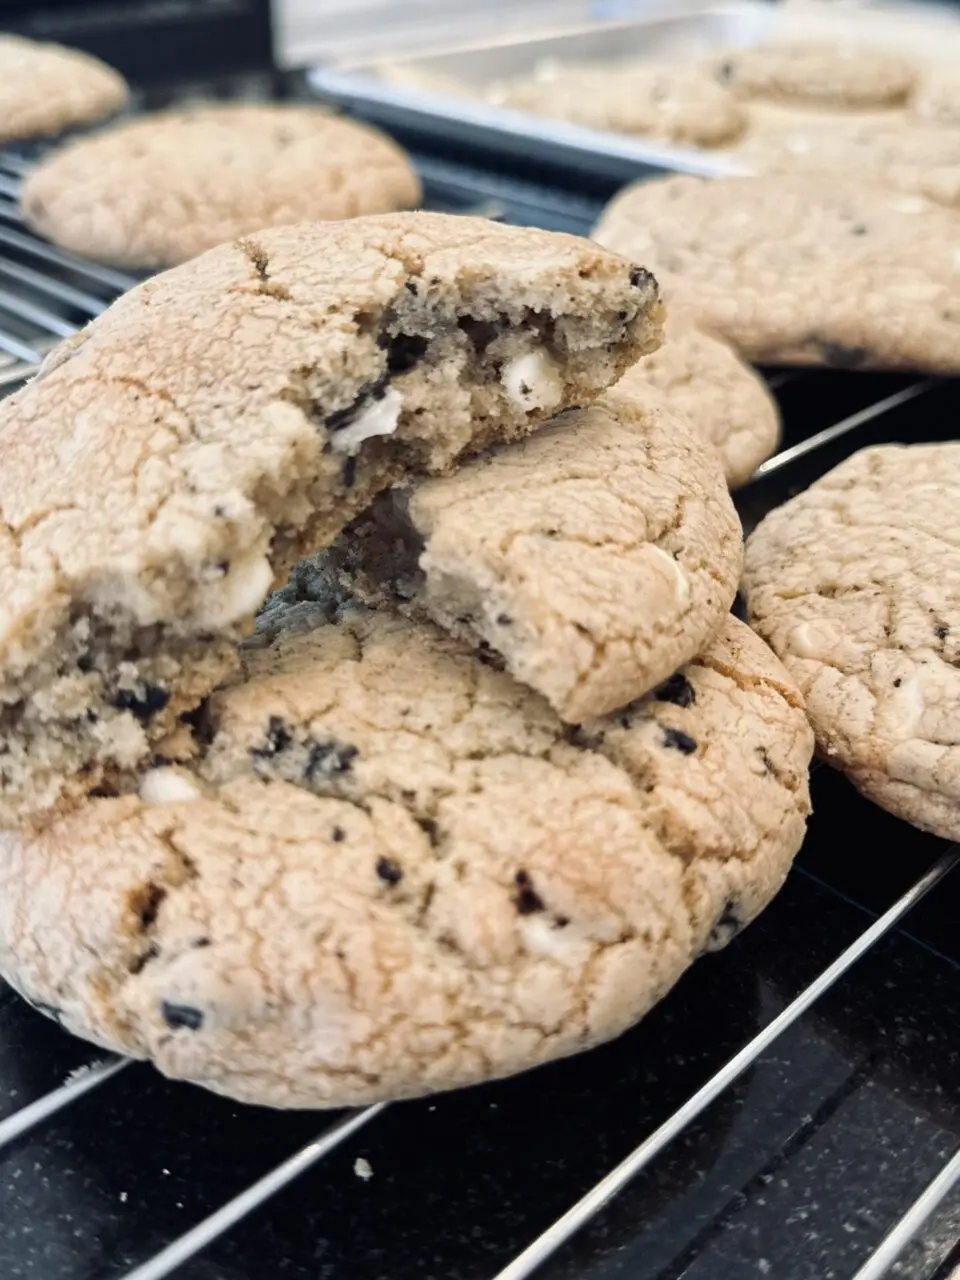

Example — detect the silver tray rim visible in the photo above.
[307,4,775,183]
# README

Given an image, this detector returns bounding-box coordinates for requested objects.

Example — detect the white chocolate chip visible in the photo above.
[789,619,843,658]
[330,387,403,455]
[201,550,273,628]
[501,349,563,413]
[650,546,690,604]
[139,766,202,805]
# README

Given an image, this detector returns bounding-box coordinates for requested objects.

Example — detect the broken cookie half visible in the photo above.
[325,377,742,720]
[0,211,662,820]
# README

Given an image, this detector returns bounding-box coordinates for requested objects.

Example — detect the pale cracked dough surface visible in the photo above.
[624,319,781,487]
[0,35,128,143]
[593,172,960,372]
[327,378,742,721]
[710,41,917,108]
[0,211,662,822]
[0,604,813,1108]
[489,62,746,147]
[20,105,422,270]
[735,105,960,213]
[743,443,960,840]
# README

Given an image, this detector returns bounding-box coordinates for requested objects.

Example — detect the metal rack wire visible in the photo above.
[1,148,959,1280]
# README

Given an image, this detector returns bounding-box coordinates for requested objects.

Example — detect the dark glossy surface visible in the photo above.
[2,105,960,1280]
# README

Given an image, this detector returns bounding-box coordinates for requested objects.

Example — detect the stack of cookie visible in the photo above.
[0,211,814,1108]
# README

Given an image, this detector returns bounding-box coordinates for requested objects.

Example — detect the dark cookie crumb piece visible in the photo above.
[629,266,655,290]
[716,59,736,83]
[160,1001,205,1031]
[496,613,512,626]
[893,678,902,687]
[653,673,696,708]
[340,455,358,489]
[514,869,546,915]
[376,856,404,885]
[113,683,170,723]
[661,726,698,755]
[935,623,949,641]
[457,316,502,355]
[252,715,292,761]
[305,739,359,780]
[385,333,429,375]
[707,900,743,949]
[331,825,346,843]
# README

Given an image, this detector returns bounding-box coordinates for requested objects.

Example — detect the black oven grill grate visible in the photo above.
[0,141,959,1280]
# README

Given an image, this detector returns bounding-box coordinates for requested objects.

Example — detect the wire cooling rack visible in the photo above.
[1,141,960,1280]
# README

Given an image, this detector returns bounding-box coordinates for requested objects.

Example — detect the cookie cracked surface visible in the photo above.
[0,212,662,821]
[593,172,960,372]
[489,62,746,147]
[0,603,813,1108]
[624,319,781,487]
[21,105,422,270]
[735,106,960,214]
[0,35,127,143]
[326,376,742,721]
[743,443,960,839]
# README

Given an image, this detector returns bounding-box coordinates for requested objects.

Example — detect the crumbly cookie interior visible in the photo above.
[0,256,660,818]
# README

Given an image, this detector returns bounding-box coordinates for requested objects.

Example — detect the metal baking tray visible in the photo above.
[307,6,774,185]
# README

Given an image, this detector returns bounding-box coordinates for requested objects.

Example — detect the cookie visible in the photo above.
[328,378,741,721]
[0,35,127,143]
[743,443,960,840]
[711,41,916,108]
[736,106,960,212]
[0,212,662,821]
[20,105,422,269]
[488,62,746,147]
[624,319,781,487]
[593,172,960,372]
[0,602,813,1109]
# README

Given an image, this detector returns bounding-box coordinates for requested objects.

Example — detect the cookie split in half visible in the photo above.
[0,604,813,1109]
[21,105,422,269]
[0,212,662,821]
[0,35,128,143]
[744,443,960,839]
[594,172,960,372]
[326,377,742,721]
